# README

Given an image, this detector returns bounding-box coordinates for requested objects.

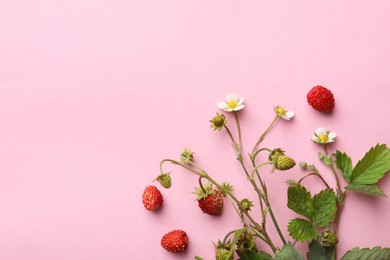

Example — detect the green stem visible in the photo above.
[251,147,272,162]
[233,111,242,153]
[298,172,331,189]
[251,115,279,156]
[251,162,274,179]
[323,145,342,194]
[252,160,287,245]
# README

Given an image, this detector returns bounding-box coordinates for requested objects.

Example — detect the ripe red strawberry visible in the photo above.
[161,230,188,253]
[307,85,335,112]
[142,185,163,211]
[198,191,224,216]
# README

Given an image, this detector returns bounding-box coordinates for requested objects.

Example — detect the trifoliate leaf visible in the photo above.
[287,218,317,242]
[345,184,386,196]
[335,151,353,183]
[287,185,314,219]
[351,144,390,185]
[341,246,390,260]
[307,240,335,260]
[313,189,337,227]
[274,243,304,260]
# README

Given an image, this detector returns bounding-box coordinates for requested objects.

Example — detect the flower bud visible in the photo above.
[299,161,307,169]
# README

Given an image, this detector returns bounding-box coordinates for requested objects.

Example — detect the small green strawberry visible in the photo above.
[274,155,296,171]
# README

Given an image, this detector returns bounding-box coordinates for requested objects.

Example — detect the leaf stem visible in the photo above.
[298,172,331,189]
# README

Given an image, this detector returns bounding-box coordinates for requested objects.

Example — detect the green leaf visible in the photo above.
[237,250,273,260]
[307,240,335,260]
[275,243,304,260]
[346,184,386,196]
[194,257,204,260]
[341,246,390,260]
[287,218,317,242]
[313,189,337,227]
[287,185,314,219]
[351,144,390,184]
[335,151,353,183]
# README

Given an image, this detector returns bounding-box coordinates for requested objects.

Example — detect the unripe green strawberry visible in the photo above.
[216,248,231,260]
[275,155,296,171]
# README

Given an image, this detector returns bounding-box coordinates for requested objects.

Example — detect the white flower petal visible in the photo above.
[226,93,238,102]
[237,96,244,105]
[315,127,327,135]
[285,110,294,119]
[328,132,337,140]
[311,135,319,142]
[217,102,228,109]
[234,104,244,111]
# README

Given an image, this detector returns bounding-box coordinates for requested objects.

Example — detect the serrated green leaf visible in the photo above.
[307,240,335,260]
[335,151,353,183]
[346,184,386,196]
[237,250,272,260]
[287,185,314,219]
[313,189,337,227]
[341,246,390,260]
[351,144,390,185]
[287,218,317,242]
[275,243,304,260]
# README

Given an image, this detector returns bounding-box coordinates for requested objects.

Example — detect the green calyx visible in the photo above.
[319,230,339,247]
[210,112,227,131]
[155,173,172,189]
[268,148,286,162]
[239,199,254,212]
[237,232,258,253]
[193,181,214,200]
[180,147,194,164]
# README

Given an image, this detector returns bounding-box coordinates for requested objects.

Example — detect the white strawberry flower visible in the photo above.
[217,93,244,112]
[312,127,337,144]
[274,106,294,120]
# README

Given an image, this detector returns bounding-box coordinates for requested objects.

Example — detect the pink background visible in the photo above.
[1,1,389,259]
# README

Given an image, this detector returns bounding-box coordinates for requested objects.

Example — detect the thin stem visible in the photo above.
[251,162,274,179]
[233,111,242,153]
[298,172,331,189]
[251,147,272,162]
[198,177,206,193]
[222,230,238,245]
[224,125,237,146]
[323,145,342,194]
[251,115,279,156]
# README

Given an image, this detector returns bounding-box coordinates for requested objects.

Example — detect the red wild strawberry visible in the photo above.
[142,185,163,211]
[307,85,335,112]
[161,230,188,253]
[193,182,224,216]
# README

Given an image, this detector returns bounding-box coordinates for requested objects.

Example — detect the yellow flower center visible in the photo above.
[227,100,238,109]
[318,134,329,143]
[276,107,286,116]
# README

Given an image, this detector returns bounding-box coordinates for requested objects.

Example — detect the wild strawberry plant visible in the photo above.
[146,91,390,260]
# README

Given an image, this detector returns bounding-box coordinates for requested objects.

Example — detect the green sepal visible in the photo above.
[194,257,204,260]
[350,144,390,185]
[287,185,314,220]
[307,240,335,260]
[335,151,353,183]
[274,243,304,260]
[193,182,214,200]
[341,246,390,260]
[313,189,337,227]
[345,184,386,196]
[287,218,317,242]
